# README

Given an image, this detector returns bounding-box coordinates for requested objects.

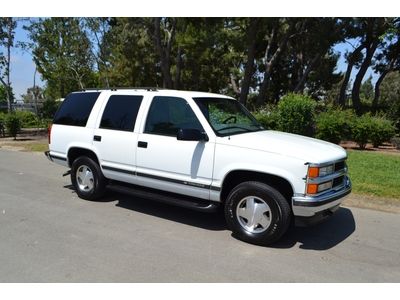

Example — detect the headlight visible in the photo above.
[308,164,334,178]
[319,165,334,177]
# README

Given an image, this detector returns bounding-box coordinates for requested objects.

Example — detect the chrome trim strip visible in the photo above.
[101,165,221,191]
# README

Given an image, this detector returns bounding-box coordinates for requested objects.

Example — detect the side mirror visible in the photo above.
[177,128,209,142]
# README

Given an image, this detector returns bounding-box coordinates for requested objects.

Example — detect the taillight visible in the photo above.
[48,124,52,145]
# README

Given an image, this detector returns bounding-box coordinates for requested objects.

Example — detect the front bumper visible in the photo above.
[292,176,352,219]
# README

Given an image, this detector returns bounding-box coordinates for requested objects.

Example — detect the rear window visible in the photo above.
[100,95,143,131]
[53,92,100,127]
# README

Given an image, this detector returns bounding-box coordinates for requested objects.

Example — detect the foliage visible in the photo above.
[379,72,400,130]
[350,113,375,149]
[276,93,316,136]
[5,113,21,139]
[315,107,354,144]
[14,111,39,128]
[25,18,96,99]
[369,116,396,147]
[41,99,61,119]
[253,106,280,130]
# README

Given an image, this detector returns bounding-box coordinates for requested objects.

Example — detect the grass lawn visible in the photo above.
[347,150,400,200]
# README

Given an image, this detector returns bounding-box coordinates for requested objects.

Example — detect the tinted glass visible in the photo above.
[145,96,203,136]
[53,92,100,127]
[100,95,143,131]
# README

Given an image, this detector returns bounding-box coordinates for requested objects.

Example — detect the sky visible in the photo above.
[2,20,378,100]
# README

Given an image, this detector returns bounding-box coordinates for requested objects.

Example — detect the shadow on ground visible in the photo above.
[63,185,356,249]
[272,207,356,250]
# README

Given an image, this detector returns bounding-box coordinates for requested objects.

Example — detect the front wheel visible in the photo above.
[224,181,291,246]
[70,156,106,201]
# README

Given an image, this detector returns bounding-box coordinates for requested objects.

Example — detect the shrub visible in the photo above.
[14,110,39,128]
[369,117,396,148]
[0,112,6,137]
[253,106,280,130]
[315,107,354,144]
[277,93,316,136]
[5,113,21,140]
[351,114,374,149]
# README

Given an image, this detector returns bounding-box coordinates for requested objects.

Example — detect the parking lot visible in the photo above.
[0,149,399,282]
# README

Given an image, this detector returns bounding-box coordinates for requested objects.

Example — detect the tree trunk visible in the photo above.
[256,24,292,107]
[174,47,182,90]
[154,17,175,89]
[239,18,260,105]
[372,69,389,110]
[6,19,13,113]
[336,43,364,107]
[293,53,320,93]
[351,41,378,113]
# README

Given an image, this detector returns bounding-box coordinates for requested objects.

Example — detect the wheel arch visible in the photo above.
[67,147,100,167]
[220,170,294,206]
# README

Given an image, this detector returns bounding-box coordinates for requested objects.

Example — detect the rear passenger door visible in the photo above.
[92,93,143,183]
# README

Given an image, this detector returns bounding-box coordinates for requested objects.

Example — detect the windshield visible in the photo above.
[193,97,264,137]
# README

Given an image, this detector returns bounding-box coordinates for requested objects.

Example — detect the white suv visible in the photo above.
[45,88,351,245]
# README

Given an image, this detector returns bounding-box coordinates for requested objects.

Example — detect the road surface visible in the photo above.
[0,149,399,282]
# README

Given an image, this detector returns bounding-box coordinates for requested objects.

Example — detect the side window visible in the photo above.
[100,95,143,131]
[53,92,100,127]
[144,96,203,136]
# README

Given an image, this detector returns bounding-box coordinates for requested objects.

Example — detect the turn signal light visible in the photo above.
[307,184,318,194]
[308,167,319,178]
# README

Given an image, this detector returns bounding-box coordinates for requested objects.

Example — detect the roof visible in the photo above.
[77,88,234,100]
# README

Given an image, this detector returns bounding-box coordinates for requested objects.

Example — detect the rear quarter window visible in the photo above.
[53,92,100,127]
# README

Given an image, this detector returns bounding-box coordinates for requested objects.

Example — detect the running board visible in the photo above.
[107,182,220,213]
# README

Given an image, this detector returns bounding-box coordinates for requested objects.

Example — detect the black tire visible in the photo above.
[224,181,291,246]
[70,156,107,201]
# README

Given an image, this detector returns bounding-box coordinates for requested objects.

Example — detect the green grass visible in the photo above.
[347,150,400,199]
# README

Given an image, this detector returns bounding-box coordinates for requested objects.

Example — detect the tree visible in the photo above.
[0,17,17,112]
[351,18,390,113]
[26,18,95,99]
[379,72,400,123]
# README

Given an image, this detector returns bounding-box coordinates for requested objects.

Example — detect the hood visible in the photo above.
[218,130,347,164]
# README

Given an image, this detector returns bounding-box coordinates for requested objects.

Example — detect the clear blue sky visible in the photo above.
[3,20,378,100]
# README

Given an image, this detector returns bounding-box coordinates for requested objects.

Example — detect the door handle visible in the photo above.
[94,135,102,142]
[138,141,148,148]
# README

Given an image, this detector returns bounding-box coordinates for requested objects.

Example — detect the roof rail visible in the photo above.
[81,87,163,92]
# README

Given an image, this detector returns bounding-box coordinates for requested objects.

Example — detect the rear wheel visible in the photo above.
[224,181,291,246]
[71,156,106,201]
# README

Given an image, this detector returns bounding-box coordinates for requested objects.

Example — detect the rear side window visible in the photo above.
[53,92,100,127]
[144,96,203,136]
[100,95,143,131]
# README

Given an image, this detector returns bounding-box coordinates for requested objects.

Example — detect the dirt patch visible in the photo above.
[0,130,48,152]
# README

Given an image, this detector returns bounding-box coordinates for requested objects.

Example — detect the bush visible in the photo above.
[14,110,39,128]
[5,113,21,140]
[315,107,354,144]
[351,114,375,149]
[253,106,280,130]
[369,117,396,148]
[277,93,316,136]
[0,112,6,137]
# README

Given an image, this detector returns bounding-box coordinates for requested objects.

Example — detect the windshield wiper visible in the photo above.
[216,126,252,133]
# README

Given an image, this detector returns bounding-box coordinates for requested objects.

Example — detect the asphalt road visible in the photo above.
[0,149,399,282]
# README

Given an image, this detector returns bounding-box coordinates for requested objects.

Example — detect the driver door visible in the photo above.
[135,96,214,200]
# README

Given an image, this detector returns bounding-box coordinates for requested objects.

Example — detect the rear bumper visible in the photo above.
[44,150,52,161]
[44,150,68,167]
[292,176,352,219]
